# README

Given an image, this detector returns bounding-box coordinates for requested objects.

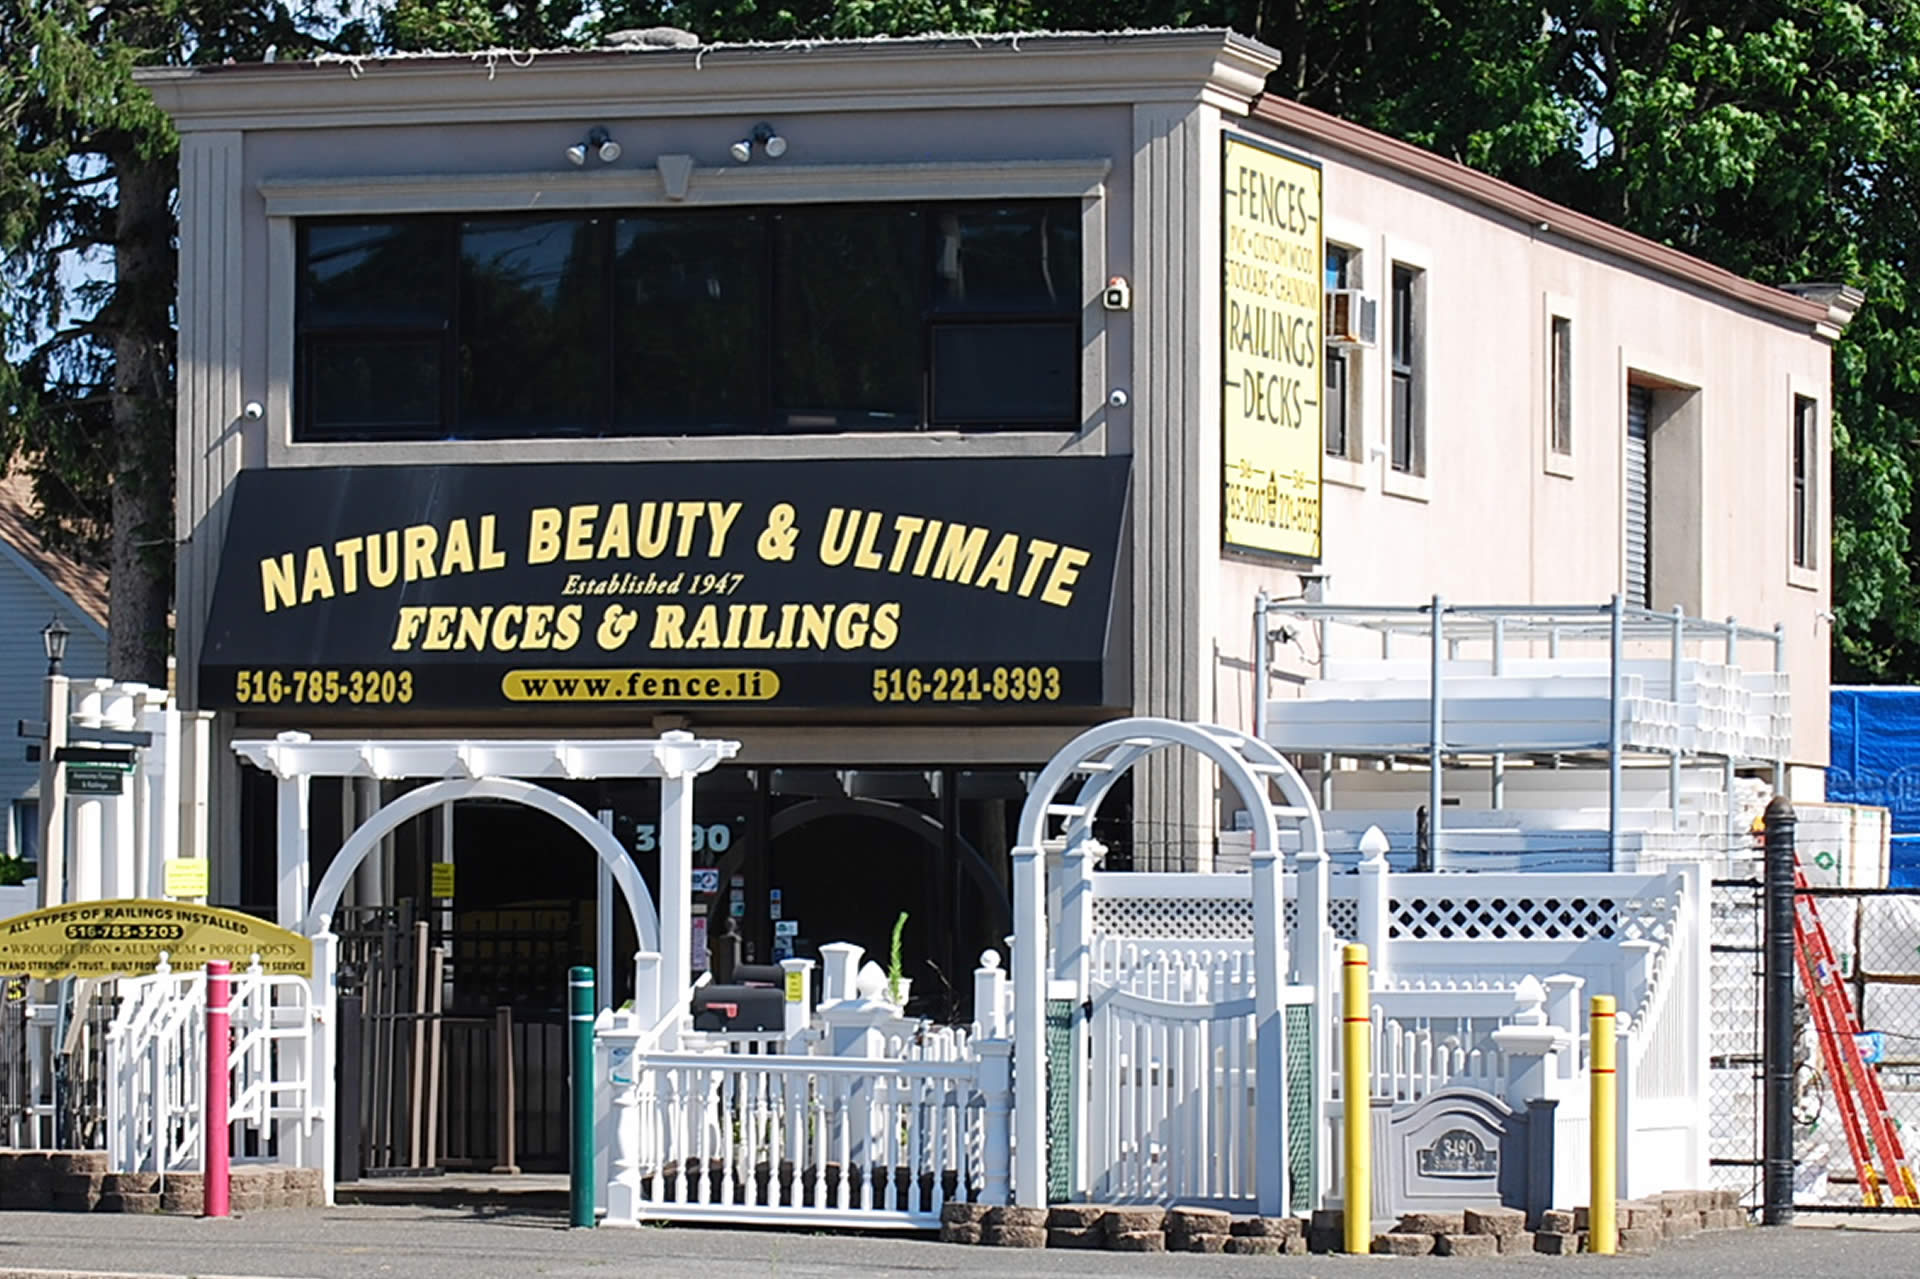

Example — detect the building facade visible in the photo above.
[144,30,1844,1021]
[1,472,110,869]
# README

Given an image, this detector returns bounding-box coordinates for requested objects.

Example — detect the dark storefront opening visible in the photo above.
[235,759,1134,1176]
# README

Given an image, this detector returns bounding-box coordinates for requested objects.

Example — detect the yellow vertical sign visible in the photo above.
[1222,134,1324,559]
[431,862,456,899]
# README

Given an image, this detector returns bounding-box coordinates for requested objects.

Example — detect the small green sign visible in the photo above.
[66,766,125,796]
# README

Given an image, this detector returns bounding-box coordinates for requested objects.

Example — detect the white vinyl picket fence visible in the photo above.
[601,950,1014,1229]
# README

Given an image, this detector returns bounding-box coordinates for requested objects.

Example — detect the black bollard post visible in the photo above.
[1762,795,1797,1225]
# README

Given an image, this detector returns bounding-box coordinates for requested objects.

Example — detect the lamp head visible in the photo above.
[753,123,787,158]
[42,616,70,674]
[729,137,754,164]
[566,143,589,166]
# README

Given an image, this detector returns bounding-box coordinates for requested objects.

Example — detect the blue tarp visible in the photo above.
[1830,687,1920,887]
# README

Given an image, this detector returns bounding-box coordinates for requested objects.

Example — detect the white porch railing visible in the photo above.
[94,939,337,1190]
[601,949,1014,1229]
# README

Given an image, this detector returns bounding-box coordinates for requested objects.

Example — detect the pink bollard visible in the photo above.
[204,959,230,1218]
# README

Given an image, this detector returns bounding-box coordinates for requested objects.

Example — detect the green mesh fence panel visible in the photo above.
[1046,998,1074,1203]
[1286,1003,1314,1215]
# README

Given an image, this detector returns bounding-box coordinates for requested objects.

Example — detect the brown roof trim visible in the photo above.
[1249,95,1831,334]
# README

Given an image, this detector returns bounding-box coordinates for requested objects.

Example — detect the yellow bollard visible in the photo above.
[1343,943,1371,1254]
[1590,994,1617,1255]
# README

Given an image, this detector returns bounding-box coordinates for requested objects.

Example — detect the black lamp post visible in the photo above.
[42,616,70,677]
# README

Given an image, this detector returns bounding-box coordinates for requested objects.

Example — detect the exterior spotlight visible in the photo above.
[568,127,620,166]
[730,123,786,164]
[42,616,70,676]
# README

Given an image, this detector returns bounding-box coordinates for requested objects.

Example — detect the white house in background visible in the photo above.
[0,470,109,870]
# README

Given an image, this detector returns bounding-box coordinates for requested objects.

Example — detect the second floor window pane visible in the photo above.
[459,218,606,436]
[614,213,768,433]
[775,208,922,430]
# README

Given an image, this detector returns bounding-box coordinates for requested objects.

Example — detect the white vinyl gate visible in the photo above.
[1087,983,1260,1205]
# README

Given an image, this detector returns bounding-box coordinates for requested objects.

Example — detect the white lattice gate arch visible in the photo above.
[1007,718,1326,1213]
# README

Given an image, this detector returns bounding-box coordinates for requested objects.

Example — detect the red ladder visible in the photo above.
[1793,864,1917,1206]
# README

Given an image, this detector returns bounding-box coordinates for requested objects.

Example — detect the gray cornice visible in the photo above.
[139,31,1280,131]
[258,158,1111,216]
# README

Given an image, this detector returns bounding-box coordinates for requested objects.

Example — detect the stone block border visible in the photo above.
[0,1153,321,1214]
[939,1189,1748,1254]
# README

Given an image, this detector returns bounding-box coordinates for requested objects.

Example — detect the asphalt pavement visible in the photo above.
[0,1205,1914,1279]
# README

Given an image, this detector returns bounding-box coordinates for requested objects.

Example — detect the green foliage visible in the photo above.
[6,0,1914,683]
[0,0,358,680]
[887,910,908,1003]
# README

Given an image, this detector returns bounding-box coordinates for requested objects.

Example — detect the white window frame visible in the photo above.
[1322,217,1372,491]
[1788,373,1824,591]
[1544,293,1576,478]
[1380,233,1431,502]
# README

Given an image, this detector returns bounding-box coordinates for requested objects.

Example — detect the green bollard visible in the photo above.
[568,964,596,1228]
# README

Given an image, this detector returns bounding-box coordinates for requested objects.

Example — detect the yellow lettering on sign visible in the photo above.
[1222,134,1323,559]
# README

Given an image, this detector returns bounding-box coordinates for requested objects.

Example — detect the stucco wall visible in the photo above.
[1206,115,1834,768]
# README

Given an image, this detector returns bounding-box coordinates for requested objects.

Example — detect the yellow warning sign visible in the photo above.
[431,862,456,899]
[784,970,804,1004]
[0,899,312,978]
[163,858,209,899]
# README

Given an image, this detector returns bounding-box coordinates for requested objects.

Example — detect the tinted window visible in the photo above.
[932,323,1078,425]
[774,208,921,429]
[613,213,767,432]
[459,218,605,436]
[296,200,1082,440]
[301,221,449,329]
[932,205,1079,314]
[308,339,443,434]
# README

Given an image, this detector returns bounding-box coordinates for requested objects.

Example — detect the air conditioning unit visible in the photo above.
[1325,289,1378,347]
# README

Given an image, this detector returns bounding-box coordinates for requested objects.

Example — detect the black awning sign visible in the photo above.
[199,457,1130,712]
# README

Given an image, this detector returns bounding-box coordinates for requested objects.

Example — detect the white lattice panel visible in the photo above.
[1388,894,1676,942]
[1089,895,1253,941]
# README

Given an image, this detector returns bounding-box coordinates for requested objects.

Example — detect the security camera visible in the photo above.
[1103,276,1132,311]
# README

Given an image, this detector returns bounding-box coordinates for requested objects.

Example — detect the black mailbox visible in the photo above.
[691,983,785,1033]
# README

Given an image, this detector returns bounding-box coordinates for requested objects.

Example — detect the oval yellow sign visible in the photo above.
[0,900,312,978]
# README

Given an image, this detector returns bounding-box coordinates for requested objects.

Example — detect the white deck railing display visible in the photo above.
[600,947,1013,1230]
[104,956,320,1175]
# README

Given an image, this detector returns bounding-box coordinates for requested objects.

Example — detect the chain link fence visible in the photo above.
[1794,885,1920,1207]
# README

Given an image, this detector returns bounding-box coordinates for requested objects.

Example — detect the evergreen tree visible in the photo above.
[0,0,363,682]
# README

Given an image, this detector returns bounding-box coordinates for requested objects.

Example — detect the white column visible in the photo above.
[103,685,138,899]
[68,681,109,902]
[597,808,615,1012]
[1010,842,1046,1207]
[658,773,693,1013]
[277,774,311,929]
[1295,844,1333,1204]
[309,928,339,1203]
[37,673,69,908]
[779,958,814,1044]
[1355,826,1392,988]
[151,702,183,898]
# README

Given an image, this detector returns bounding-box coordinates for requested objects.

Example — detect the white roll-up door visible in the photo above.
[1625,385,1653,606]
